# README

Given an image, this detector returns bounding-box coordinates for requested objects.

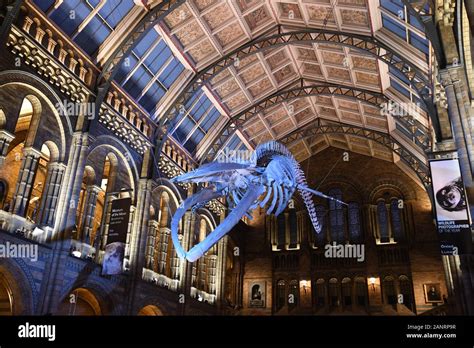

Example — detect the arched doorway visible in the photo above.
[56,288,102,315]
[137,305,164,316]
[0,274,13,316]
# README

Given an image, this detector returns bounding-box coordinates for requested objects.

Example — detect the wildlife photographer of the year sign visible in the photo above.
[102,197,131,275]
[429,159,471,255]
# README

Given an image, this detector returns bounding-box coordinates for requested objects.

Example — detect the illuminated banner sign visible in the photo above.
[102,197,131,275]
[429,159,471,255]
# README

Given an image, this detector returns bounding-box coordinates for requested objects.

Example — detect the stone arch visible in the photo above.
[366,174,418,202]
[196,208,217,230]
[0,260,35,314]
[0,70,74,161]
[0,272,13,315]
[83,165,96,186]
[102,151,119,195]
[42,140,60,163]
[21,94,42,149]
[151,184,181,220]
[58,276,120,315]
[57,287,103,316]
[317,176,365,204]
[137,304,164,316]
[149,205,156,220]
[86,137,139,198]
[0,109,5,128]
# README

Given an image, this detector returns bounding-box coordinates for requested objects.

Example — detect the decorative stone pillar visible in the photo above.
[0,130,14,166]
[51,132,90,240]
[128,178,152,275]
[37,132,90,315]
[155,227,170,274]
[38,162,66,227]
[96,194,116,256]
[215,212,228,308]
[440,68,474,223]
[206,253,217,297]
[145,219,158,269]
[79,185,101,244]
[125,178,152,314]
[180,210,196,315]
[10,147,41,217]
[440,68,474,315]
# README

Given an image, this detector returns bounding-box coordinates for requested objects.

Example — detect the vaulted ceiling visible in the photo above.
[31,0,435,185]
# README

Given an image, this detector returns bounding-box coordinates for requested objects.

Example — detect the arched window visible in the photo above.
[383,276,397,306]
[288,279,299,310]
[329,189,345,243]
[377,200,390,243]
[329,278,339,307]
[276,280,286,311]
[348,202,362,243]
[390,199,404,241]
[1,96,41,220]
[399,275,414,311]
[342,278,352,307]
[315,278,326,307]
[355,277,367,307]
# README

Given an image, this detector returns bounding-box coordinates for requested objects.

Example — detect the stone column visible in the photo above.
[37,132,89,315]
[79,185,101,244]
[155,227,170,274]
[126,178,152,314]
[180,210,195,315]
[96,194,115,257]
[10,147,41,217]
[51,132,90,239]
[0,130,14,166]
[440,68,474,315]
[145,220,158,269]
[128,178,152,274]
[177,184,197,314]
[215,212,228,308]
[440,68,474,224]
[38,162,66,227]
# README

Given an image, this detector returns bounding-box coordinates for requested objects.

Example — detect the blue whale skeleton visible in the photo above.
[170,141,347,262]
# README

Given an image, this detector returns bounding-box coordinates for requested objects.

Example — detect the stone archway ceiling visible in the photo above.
[201,77,431,164]
[155,0,436,166]
[30,0,438,172]
[278,118,431,188]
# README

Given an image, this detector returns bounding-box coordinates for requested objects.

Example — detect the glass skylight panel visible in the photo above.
[382,14,407,39]
[161,60,185,89]
[34,0,55,12]
[171,92,224,154]
[49,0,90,36]
[140,85,166,114]
[380,0,403,15]
[380,0,430,59]
[113,29,185,116]
[228,136,240,150]
[38,0,134,56]
[200,108,221,132]
[123,65,153,99]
